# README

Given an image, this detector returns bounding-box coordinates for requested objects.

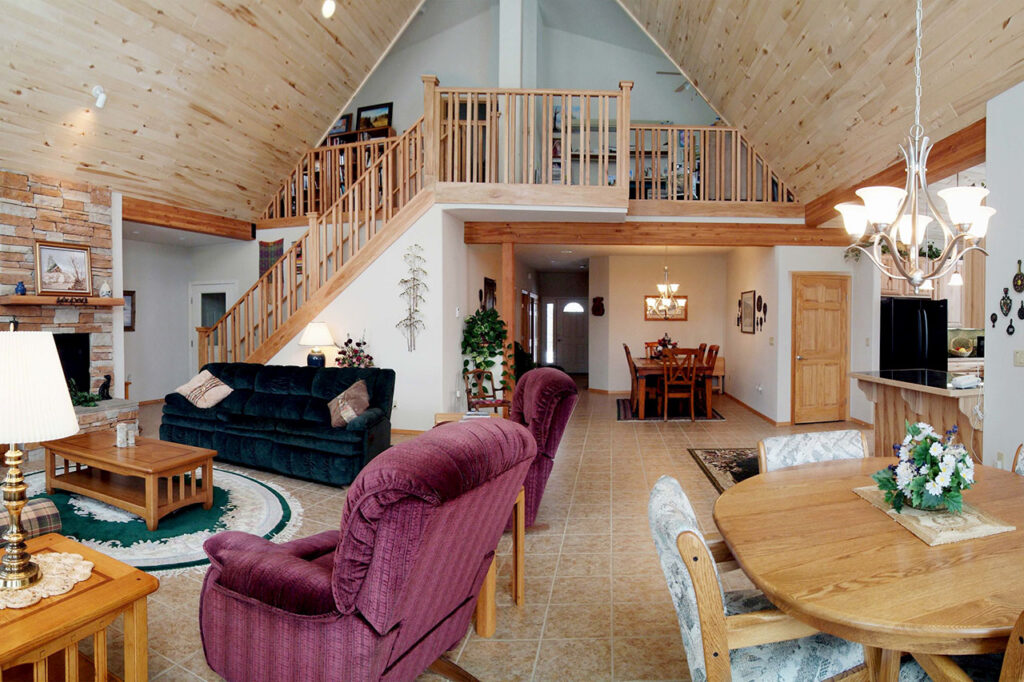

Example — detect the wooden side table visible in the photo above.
[434,412,525,638]
[0,534,159,681]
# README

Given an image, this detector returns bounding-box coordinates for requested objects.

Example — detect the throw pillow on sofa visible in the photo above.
[329,380,369,427]
[177,370,233,409]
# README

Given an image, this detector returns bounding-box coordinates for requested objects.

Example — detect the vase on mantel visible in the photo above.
[13,281,26,295]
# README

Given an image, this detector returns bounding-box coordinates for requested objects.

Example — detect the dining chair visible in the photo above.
[695,342,707,364]
[644,341,660,358]
[1013,443,1024,475]
[648,476,930,681]
[623,343,639,411]
[463,368,511,414]
[624,344,659,415]
[757,429,869,473]
[704,344,720,371]
[662,348,699,421]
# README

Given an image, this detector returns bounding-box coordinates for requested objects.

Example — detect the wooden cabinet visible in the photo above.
[879,253,931,298]
[880,248,986,330]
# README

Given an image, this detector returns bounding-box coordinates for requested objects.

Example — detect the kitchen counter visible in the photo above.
[851,370,983,460]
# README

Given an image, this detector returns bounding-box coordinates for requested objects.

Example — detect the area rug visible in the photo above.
[688,448,759,493]
[25,467,303,575]
[616,398,725,422]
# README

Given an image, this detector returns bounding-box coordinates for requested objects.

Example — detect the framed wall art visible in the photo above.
[740,290,756,334]
[123,290,136,332]
[356,102,393,130]
[34,241,92,296]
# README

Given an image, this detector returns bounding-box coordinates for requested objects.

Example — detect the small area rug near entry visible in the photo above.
[25,467,303,575]
[616,398,725,422]
[688,448,759,493]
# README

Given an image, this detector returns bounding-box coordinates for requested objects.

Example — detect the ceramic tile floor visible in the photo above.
[37,393,869,681]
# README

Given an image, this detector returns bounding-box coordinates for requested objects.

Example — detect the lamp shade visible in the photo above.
[298,322,335,348]
[896,214,932,244]
[835,202,867,237]
[0,332,79,444]
[938,187,989,225]
[969,206,996,239]
[855,186,906,225]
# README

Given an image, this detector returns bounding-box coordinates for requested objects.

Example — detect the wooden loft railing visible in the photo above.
[427,79,633,188]
[198,117,425,366]
[260,136,393,221]
[629,125,797,204]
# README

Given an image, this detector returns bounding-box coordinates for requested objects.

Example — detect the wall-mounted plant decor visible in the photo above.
[396,244,427,352]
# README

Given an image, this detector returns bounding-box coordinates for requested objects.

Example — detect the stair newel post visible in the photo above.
[422,75,440,189]
[196,327,211,371]
[616,80,633,192]
[501,239,516,404]
[307,212,320,293]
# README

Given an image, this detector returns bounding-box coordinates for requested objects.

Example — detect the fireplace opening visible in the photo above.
[53,333,90,392]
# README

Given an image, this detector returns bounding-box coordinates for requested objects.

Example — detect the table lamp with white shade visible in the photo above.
[0,331,79,588]
[298,321,335,367]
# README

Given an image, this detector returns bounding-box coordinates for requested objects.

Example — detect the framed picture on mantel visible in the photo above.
[34,241,92,296]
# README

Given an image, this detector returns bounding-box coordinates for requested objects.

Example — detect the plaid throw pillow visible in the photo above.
[176,370,233,409]
[0,498,62,539]
[329,380,370,427]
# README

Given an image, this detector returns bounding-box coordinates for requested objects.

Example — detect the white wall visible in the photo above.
[343,1,500,134]
[588,256,611,389]
[123,240,193,402]
[591,254,728,391]
[724,247,778,417]
[189,226,305,296]
[442,211,470,412]
[983,80,1024,466]
[773,247,879,424]
[269,206,448,431]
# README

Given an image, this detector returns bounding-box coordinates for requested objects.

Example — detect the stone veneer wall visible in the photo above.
[0,169,113,392]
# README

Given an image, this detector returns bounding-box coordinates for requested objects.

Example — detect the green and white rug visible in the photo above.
[25,467,303,575]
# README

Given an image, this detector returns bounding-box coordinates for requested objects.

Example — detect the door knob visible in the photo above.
[796,355,805,360]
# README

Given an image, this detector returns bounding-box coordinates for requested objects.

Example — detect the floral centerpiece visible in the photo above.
[872,421,974,513]
[334,336,374,368]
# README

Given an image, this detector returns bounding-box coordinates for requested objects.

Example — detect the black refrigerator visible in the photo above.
[880,297,948,371]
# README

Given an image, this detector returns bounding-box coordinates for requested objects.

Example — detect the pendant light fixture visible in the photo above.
[835,0,992,292]
[654,248,684,314]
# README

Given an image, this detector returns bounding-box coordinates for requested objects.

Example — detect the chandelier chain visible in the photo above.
[912,0,923,137]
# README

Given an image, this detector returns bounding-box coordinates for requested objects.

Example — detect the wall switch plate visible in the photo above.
[866,337,871,347]
[768,336,775,346]
[455,305,461,318]
[1015,350,1024,367]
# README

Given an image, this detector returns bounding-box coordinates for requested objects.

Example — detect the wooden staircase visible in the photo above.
[197,117,429,366]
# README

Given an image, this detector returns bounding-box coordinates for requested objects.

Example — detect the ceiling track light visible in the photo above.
[91,85,106,109]
[321,0,336,18]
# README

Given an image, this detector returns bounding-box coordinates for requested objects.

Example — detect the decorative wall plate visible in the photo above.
[992,312,999,328]
[1018,301,1024,320]
[1001,288,1012,317]
[1009,319,1016,336]
[1014,260,1024,293]
[756,295,763,313]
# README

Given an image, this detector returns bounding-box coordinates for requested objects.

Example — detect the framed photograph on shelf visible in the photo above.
[356,102,393,130]
[644,295,688,321]
[34,241,92,296]
[740,290,755,334]
[329,113,353,137]
[123,290,136,332]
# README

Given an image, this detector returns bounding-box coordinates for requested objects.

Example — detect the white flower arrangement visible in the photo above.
[872,421,975,513]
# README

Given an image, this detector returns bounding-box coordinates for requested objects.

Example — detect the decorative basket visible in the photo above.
[949,336,974,357]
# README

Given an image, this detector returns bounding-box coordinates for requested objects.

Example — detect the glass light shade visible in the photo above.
[949,271,964,286]
[897,214,932,244]
[298,321,335,348]
[656,283,668,295]
[321,0,336,18]
[938,187,989,225]
[835,202,868,237]
[0,332,79,444]
[968,206,996,239]
[920,280,934,292]
[855,186,906,225]
[669,283,679,294]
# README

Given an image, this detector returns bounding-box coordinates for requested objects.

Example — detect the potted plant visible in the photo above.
[872,422,975,513]
[461,307,513,395]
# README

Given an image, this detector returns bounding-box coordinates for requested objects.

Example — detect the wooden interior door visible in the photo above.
[791,273,850,424]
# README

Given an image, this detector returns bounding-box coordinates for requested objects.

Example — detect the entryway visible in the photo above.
[189,281,236,374]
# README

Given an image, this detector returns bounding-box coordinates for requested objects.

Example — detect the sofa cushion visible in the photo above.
[276,421,363,445]
[254,365,318,396]
[177,370,233,408]
[204,362,262,390]
[216,412,277,431]
[244,392,311,421]
[328,380,370,427]
[163,392,218,420]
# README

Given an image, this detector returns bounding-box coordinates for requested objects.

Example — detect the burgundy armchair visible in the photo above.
[198,419,537,681]
[509,368,579,527]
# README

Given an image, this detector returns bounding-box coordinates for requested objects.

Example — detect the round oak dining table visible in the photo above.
[713,458,1024,681]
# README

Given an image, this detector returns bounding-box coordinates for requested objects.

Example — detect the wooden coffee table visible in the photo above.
[43,431,215,531]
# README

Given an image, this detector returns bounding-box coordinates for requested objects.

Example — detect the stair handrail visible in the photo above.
[198,117,425,367]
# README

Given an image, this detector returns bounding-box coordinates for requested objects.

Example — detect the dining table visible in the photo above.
[633,355,713,420]
[714,458,1024,681]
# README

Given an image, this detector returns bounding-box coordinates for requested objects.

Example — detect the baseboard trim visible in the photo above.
[588,388,630,395]
[138,399,164,406]
[848,416,873,428]
[392,429,425,436]
[724,393,788,426]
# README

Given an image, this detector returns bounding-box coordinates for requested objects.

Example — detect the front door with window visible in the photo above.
[550,298,587,373]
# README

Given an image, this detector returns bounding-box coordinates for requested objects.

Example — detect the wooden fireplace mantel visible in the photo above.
[0,295,124,307]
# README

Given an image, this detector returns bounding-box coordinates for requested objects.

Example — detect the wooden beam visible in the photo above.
[629,200,804,219]
[501,240,516,394]
[255,216,308,230]
[464,221,851,247]
[122,196,254,241]
[804,119,986,227]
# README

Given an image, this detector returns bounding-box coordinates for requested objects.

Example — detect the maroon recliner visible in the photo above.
[510,368,579,527]
[198,419,536,681]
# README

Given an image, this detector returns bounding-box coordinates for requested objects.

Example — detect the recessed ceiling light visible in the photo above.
[560,249,573,254]
[91,85,106,109]
[321,0,336,18]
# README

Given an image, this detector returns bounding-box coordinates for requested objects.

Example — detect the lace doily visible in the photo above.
[0,553,94,609]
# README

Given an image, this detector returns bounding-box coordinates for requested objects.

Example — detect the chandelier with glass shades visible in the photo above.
[654,265,684,314]
[835,0,993,293]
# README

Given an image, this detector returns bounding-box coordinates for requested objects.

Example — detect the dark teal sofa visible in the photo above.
[159,363,394,486]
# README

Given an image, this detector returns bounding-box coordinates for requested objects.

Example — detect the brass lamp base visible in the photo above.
[1,445,42,590]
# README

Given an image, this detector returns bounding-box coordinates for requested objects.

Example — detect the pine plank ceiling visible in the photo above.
[617,0,1024,202]
[1,0,421,220]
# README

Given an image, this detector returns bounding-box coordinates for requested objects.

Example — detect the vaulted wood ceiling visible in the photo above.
[617,0,1024,202]
[1,0,420,220]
